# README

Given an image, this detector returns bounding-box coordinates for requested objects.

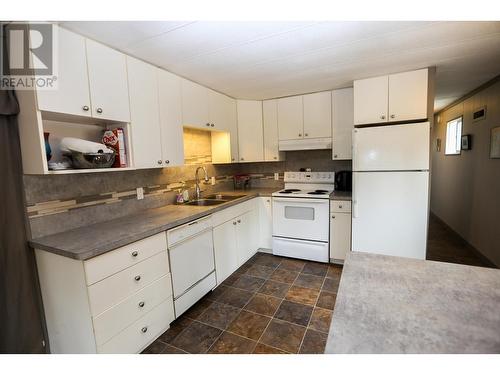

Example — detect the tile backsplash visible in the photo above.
[24,149,351,238]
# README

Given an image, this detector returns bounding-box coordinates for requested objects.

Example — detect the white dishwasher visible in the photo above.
[167,215,216,318]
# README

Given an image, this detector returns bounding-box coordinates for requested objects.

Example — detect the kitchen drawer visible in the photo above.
[212,198,257,227]
[174,271,216,318]
[88,251,169,316]
[331,200,351,213]
[97,299,174,354]
[167,215,213,247]
[84,232,168,285]
[93,274,173,346]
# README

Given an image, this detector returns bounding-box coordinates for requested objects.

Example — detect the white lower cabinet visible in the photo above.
[35,232,174,354]
[330,200,352,264]
[213,198,260,285]
[258,197,273,249]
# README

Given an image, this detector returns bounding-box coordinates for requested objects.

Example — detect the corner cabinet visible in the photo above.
[35,232,174,353]
[354,68,434,126]
[236,100,264,162]
[330,200,352,264]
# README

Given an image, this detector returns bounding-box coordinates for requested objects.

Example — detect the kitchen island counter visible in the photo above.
[326,252,500,354]
[29,188,277,261]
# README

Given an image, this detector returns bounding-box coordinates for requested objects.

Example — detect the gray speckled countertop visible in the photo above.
[29,188,277,261]
[325,252,500,354]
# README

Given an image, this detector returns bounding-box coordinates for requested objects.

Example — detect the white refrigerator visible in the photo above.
[352,122,430,259]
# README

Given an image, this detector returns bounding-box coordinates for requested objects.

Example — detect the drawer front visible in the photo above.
[93,274,173,346]
[88,251,169,316]
[97,299,174,354]
[174,271,216,318]
[84,232,168,285]
[167,215,213,247]
[169,229,215,298]
[331,200,352,213]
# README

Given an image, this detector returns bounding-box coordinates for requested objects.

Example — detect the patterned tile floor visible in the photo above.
[142,252,342,354]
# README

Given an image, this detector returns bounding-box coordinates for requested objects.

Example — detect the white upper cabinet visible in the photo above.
[237,100,264,162]
[181,79,210,129]
[354,75,389,125]
[158,69,184,167]
[303,91,332,138]
[277,96,303,140]
[127,57,163,169]
[332,88,354,160]
[263,99,284,161]
[86,39,130,123]
[36,27,91,117]
[388,69,429,122]
[354,68,432,125]
[209,90,234,131]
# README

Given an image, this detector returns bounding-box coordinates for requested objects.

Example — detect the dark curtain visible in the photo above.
[0,89,47,353]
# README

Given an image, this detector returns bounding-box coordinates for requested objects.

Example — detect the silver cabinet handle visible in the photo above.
[141,327,148,333]
[131,251,138,257]
[134,275,141,281]
[237,219,241,223]
[339,205,343,209]
[233,221,237,225]
[390,114,395,119]
[380,115,385,120]
[206,123,210,127]
[332,215,336,219]
[211,123,215,127]
[82,105,89,111]
[157,160,163,165]
[165,160,170,164]
[96,108,103,114]
[138,301,145,308]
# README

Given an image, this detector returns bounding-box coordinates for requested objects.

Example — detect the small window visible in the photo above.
[445,116,463,155]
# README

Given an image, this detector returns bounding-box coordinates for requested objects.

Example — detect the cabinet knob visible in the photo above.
[390,114,395,119]
[304,133,308,137]
[233,221,237,225]
[96,108,103,114]
[138,301,145,308]
[237,219,241,223]
[231,158,235,161]
[82,105,89,111]
[165,160,170,164]
[157,160,163,165]
[332,215,336,219]
[339,205,343,208]
[134,275,141,281]
[266,199,270,202]
[298,133,302,137]
[273,156,277,160]
[334,154,338,158]
[211,123,215,127]
[141,327,148,333]
[206,123,210,127]
[131,251,138,257]
[380,115,385,120]
[240,157,244,161]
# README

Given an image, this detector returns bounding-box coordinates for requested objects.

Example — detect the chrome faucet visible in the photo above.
[194,166,209,200]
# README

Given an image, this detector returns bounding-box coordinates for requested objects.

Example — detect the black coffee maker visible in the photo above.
[335,171,352,191]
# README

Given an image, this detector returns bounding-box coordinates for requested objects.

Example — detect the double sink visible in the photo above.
[184,194,246,207]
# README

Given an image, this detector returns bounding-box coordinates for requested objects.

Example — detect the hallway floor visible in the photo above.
[426,213,493,268]
[142,253,342,354]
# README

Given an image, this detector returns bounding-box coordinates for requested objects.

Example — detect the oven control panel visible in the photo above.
[283,171,335,183]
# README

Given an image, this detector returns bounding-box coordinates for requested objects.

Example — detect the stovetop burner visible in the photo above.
[307,189,329,195]
[279,189,301,194]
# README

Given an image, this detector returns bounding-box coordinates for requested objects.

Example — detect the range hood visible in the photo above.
[279,137,332,151]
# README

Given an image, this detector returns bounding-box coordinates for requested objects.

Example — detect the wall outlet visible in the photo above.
[274,173,279,180]
[136,187,144,200]
[211,176,216,185]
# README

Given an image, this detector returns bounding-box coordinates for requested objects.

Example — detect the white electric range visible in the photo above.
[272,171,335,263]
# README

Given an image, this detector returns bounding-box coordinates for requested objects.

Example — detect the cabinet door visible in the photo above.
[258,197,273,249]
[277,96,303,140]
[127,57,163,169]
[236,210,259,266]
[181,79,209,129]
[213,220,238,285]
[210,91,239,162]
[330,212,351,262]
[86,39,130,122]
[228,98,239,163]
[237,100,264,162]
[158,69,185,167]
[263,99,282,161]
[388,69,429,122]
[303,91,332,138]
[332,88,354,160]
[36,27,91,117]
[353,75,388,125]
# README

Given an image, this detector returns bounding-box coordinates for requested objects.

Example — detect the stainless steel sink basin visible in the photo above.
[203,194,245,201]
[184,199,227,206]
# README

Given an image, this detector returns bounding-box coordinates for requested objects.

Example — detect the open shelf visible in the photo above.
[47,167,135,175]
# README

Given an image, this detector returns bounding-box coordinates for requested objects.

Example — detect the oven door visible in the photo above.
[272,197,329,242]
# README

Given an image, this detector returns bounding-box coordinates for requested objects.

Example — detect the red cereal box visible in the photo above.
[102,128,127,168]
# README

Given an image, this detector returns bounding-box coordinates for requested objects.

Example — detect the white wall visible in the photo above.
[431,79,500,266]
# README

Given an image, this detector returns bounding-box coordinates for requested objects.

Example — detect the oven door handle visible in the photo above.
[272,197,328,204]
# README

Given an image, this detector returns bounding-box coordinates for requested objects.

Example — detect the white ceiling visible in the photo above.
[61,21,500,111]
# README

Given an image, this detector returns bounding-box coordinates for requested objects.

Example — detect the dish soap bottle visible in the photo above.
[175,189,184,204]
